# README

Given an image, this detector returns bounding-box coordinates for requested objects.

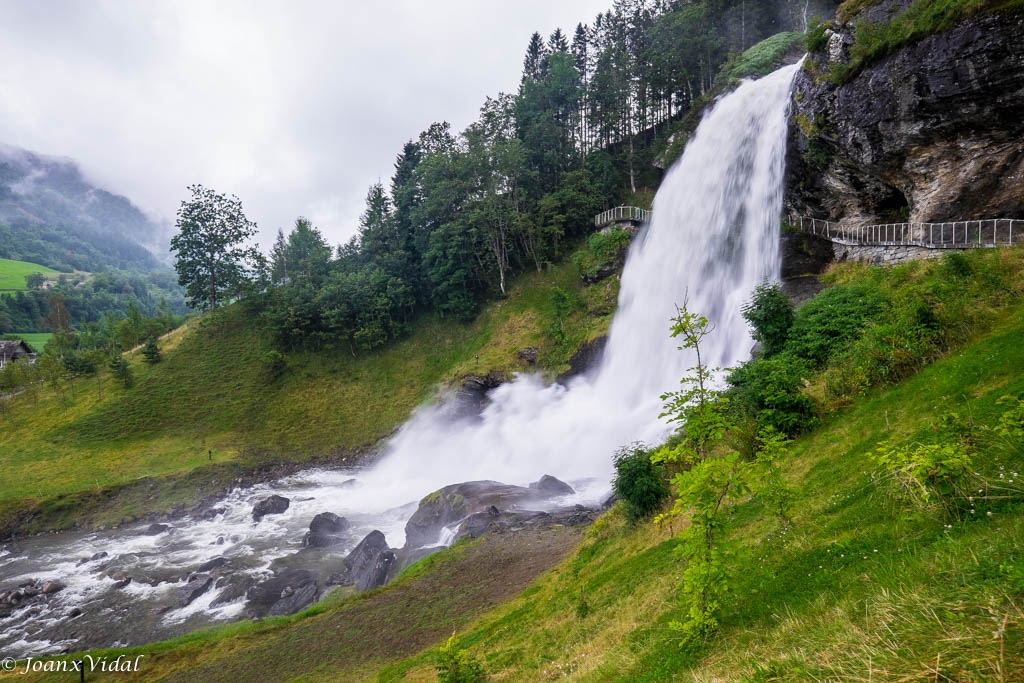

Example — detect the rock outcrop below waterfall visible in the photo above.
[785,4,1024,227]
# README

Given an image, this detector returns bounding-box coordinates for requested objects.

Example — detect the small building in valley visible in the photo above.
[0,339,36,370]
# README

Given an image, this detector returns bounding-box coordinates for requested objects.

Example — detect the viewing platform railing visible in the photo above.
[595,206,652,229]
[796,216,1024,248]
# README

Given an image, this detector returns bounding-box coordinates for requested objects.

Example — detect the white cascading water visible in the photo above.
[0,63,799,657]
[333,61,801,520]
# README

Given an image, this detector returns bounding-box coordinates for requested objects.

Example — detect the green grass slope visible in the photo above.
[0,257,58,292]
[0,254,618,535]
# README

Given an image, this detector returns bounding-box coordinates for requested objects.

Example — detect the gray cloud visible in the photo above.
[0,0,611,251]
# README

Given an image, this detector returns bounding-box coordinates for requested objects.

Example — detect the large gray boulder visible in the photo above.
[404,479,579,549]
[302,512,350,548]
[529,475,575,496]
[245,569,318,616]
[343,530,396,592]
[252,495,290,521]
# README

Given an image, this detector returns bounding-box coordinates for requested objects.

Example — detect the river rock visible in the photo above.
[528,475,575,496]
[404,480,552,549]
[142,523,169,535]
[195,557,229,574]
[246,569,318,616]
[343,530,396,592]
[302,512,350,548]
[268,582,318,616]
[76,551,108,566]
[252,495,290,521]
[41,580,66,595]
[178,574,213,606]
[211,576,254,607]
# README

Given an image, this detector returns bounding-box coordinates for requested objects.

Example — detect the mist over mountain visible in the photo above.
[0,143,170,273]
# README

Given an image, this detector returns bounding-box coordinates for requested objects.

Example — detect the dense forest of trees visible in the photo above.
[225,0,838,354]
[0,270,186,335]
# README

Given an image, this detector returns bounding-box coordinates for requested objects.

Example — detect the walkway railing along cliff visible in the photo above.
[595,206,651,229]
[796,216,1024,248]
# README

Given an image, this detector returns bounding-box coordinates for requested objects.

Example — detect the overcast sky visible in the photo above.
[0,0,611,249]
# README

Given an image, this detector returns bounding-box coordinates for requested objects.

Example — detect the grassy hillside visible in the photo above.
[4,249,1022,681]
[0,251,619,535]
[0,256,58,292]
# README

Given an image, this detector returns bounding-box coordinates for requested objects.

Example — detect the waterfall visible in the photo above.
[0,63,800,658]
[336,63,802,529]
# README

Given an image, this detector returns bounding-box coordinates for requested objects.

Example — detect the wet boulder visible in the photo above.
[41,580,66,595]
[403,480,543,549]
[178,574,213,606]
[246,569,318,616]
[195,557,229,574]
[343,530,396,592]
[252,495,290,521]
[142,523,169,535]
[268,582,319,616]
[211,575,254,608]
[528,475,575,496]
[302,512,350,548]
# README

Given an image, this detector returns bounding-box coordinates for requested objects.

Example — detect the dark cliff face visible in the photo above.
[785,5,1024,227]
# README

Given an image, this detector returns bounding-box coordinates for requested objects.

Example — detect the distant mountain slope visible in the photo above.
[0,143,169,273]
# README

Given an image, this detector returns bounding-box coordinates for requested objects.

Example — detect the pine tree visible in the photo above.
[522,32,547,82]
[549,27,569,53]
[142,337,161,365]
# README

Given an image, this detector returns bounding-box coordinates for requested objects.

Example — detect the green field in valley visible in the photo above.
[0,257,59,293]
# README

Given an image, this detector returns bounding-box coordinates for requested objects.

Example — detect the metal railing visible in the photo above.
[796,216,1024,248]
[595,205,652,228]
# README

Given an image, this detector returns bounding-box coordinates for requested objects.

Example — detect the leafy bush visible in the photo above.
[727,355,817,436]
[613,444,670,523]
[436,634,486,683]
[872,440,975,518]
[784,283,888,367]
[742,282,793,357]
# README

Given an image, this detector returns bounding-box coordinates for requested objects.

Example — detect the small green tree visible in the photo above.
[658,302,731,461]
[170,184,260,311]
[109,353,133,388]
[142,337,161,364]
[741,282,793,357]
[612,443,670,522]
[436,633,486,683]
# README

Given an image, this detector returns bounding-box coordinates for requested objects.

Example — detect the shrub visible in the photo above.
[572,228,631,282]
[613,444,670,523]
[727,355,818,436]
[742,283,794,357]
[436,634,486,683]
[804,18,830,52]
[784,283,888,367]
